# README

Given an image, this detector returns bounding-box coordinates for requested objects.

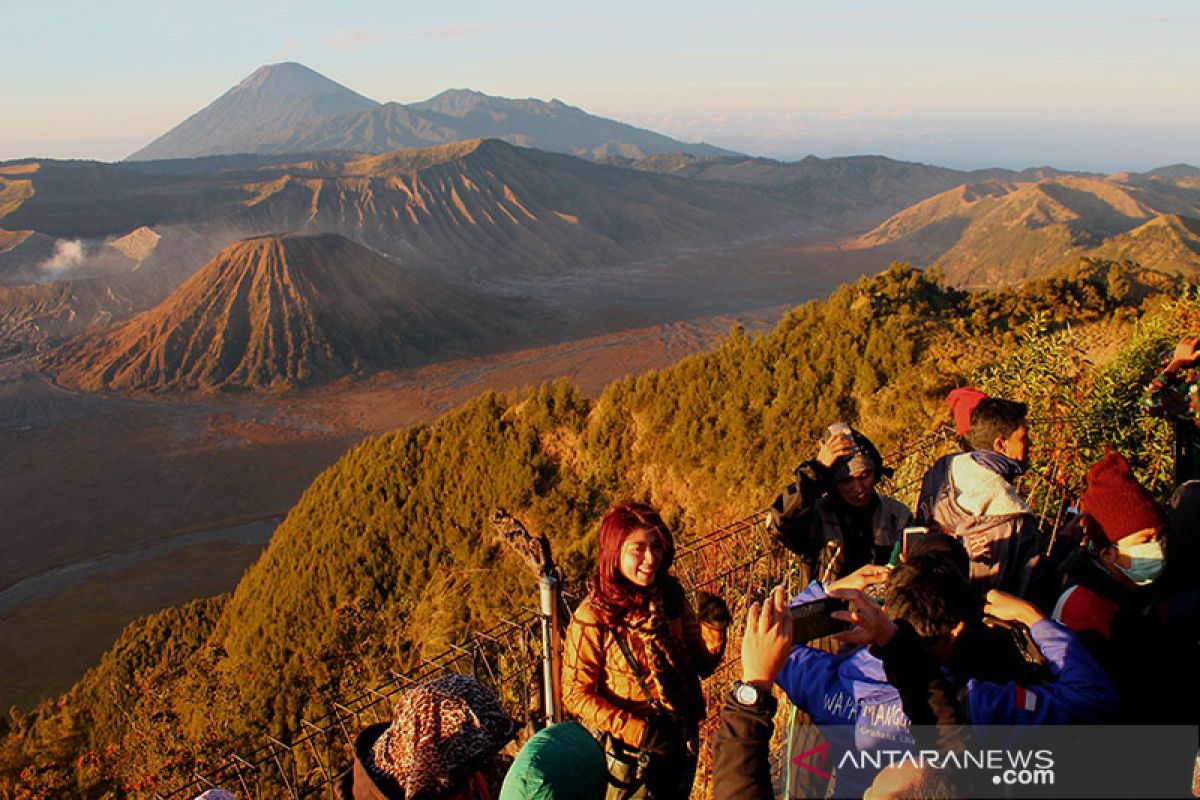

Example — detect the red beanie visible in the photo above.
[946,386,989,437]
[1080,452,1168,544]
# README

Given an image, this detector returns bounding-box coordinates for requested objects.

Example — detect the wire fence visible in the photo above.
[156,413,1142,800]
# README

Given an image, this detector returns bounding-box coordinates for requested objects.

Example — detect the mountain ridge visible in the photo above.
[125,62,735,162]
[848,172,1200,286]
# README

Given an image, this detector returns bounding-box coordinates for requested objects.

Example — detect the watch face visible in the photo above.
[735,682,760,706]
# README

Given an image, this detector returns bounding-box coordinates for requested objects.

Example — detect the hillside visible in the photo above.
[0,160,198,240]
[624,154,1088,219]
[0,227,229,351]
[45,233,523,391]
[227,138,798,280]
[1086,213,1200,274]
[0,140,806,358]
[2,140,803,286]
[126,63,732,162]
[849,172,1200,286]
[2,261,1180,798]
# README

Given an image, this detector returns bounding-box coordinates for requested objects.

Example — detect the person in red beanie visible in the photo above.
[1050,451,1198,723]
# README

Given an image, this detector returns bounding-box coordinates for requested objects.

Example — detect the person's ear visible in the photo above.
[949,620,966,641]
[993,435,1007,454]
[1098,544,1119,566]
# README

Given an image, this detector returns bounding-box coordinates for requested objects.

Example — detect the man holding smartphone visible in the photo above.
[770,556,1116,797]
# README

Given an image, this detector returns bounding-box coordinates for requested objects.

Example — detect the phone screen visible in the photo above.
[902,526,929,560]
[789,597,850,644]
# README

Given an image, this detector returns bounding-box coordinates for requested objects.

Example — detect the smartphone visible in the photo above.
[826,422,859,454]
[790,597,850,644]
[902,526,929,560]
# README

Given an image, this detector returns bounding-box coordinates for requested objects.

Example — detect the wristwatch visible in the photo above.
[732,681,772,708]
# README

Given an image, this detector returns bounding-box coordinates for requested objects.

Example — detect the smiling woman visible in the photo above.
[561,502,729,799]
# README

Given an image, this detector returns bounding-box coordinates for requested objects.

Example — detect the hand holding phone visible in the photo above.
[828,588,899,648]
[817,422,858,468]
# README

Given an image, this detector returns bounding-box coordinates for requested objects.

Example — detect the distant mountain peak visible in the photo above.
[1145,164,1200,179]
[126,63,378,162]
[230,62,372,100]
[128,65,736,162]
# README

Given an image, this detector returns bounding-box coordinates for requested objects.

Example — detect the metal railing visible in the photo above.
[155,412,1145,799]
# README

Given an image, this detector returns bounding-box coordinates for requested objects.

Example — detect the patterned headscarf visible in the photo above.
[369,673,515,798]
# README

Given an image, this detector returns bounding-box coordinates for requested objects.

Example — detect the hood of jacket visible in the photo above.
[950,453,1032,518]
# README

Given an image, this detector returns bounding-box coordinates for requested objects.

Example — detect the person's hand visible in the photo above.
[740,584,792,689]
[817,433,856,468]
[983,589,1044,627]
[827,564,890,594]
[1168,337,1200,373]
[828,587,898,647]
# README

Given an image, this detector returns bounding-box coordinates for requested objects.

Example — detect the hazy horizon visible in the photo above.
[4,0,1199,172]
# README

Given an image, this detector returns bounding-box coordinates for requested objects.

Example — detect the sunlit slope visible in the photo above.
[46,233,513,391]
[850,172,1200,286]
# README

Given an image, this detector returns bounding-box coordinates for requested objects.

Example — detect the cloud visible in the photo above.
[39,239,85,275]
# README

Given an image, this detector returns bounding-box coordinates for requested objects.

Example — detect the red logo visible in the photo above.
[791,741,833,781]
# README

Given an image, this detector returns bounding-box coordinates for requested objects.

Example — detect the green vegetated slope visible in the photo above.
[1,259,1187,797]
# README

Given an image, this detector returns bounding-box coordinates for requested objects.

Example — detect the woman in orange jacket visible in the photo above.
[561,502,728,799]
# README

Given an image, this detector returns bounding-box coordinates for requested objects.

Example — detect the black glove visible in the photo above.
[639,713,675,755]
[696,591,732,628]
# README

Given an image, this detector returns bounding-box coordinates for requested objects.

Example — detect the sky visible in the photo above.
[3,0,1198,172]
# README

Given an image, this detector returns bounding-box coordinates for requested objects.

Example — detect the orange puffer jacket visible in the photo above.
[561,592,725,748]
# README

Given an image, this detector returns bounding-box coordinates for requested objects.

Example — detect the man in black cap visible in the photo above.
[766,423,913,585]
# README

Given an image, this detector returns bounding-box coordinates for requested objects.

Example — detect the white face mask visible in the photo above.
[1116,538,1165,585]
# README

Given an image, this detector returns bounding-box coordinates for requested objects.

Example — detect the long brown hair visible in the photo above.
[589,502,675,625]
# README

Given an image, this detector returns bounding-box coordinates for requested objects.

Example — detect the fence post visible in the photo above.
[539,573,563,725]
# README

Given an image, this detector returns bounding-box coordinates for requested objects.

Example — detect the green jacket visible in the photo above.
[498,721,605,800]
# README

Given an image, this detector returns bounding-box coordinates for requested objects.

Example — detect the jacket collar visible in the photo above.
[950,453,1032,517]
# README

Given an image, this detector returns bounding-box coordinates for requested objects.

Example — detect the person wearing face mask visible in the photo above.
[765,423,913,586]
[1051,451,1193,723]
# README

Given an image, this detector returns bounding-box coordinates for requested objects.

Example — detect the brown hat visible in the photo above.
[369,673,515,798]
[1081,452,1169,545]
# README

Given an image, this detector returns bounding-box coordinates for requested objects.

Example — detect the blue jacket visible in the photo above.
[776,582,1117,797]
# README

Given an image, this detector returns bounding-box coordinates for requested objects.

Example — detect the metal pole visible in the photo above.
[539,573,563,725]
